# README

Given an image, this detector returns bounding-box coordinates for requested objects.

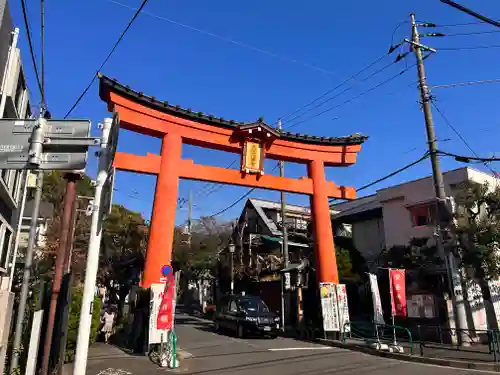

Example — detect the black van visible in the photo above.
[214,295,279,338]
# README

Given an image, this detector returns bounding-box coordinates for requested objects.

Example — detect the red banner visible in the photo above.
[157,273,175,330]
[389,269,407,317]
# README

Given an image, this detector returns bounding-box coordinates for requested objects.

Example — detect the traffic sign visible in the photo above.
[0,119,93,170]
[101,167,115,217]
[106,113,120,173]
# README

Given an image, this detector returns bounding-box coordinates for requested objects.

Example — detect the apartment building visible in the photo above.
[331,167,499,268]
[332,166,500,330]
[0,1,36,371]
[0,0,33,287]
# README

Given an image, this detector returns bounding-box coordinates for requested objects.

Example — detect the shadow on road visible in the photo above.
[176,316,207,325]
[185,349,370,374]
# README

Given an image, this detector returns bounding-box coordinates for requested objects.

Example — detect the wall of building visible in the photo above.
[0,0,13,80]
[333,167,500,331]
[0,2,31,288]
[351,218,385,268]
[376,167,492,248]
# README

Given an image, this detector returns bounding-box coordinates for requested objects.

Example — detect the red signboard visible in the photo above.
[157,273,175,330]
[389,269,407,317]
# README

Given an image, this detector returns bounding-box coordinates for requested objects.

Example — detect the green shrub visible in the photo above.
[65,287,102,363]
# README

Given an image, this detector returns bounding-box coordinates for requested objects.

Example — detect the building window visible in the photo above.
[408,203,436,227]
[15,73,26,114]
[0,225,12,271]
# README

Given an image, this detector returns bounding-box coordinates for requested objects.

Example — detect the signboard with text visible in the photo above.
[241,141,264,174]
[319,282,340,332]
[0,119,92,170]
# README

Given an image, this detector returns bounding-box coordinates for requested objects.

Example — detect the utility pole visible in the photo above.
[64,198,79,273]
[57,197,79,375]
[8,170,29,291]
[73,118,114,375]
[9,109,49,374]
[410,13,469,345]
[40,173,79,375]
[277,119,288,332]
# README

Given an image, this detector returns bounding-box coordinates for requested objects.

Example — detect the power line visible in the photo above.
[329,152,431,203]
[439,44,500,50]
[434,21,492,27]
[195,159,238,198]
[280,53,391,123]
[19,0,43,101]
[206,164,279,218]
[432,78,500,89]
[208,188,255,218]
[439,150,500,163]
[391,20,409,45]
[40,0,45,107]
[280,19,413,124]
[105,0,344,79]
[283,59,396,126]
[439,0,500,29]
[431,100,497,175]
[286,63,416,129]
[64,0,150,118]
[444,29,500,36]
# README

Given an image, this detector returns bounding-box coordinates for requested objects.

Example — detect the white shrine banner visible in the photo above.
[336,284,351,333]
[369,273,385,324]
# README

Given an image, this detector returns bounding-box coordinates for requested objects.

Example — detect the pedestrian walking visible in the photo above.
[101,306,116,344]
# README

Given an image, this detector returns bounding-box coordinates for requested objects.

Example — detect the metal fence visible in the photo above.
[341,321,414,354]
[415,325,500,361]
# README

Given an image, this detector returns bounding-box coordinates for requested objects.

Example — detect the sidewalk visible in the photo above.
[320,337,500,372]
[61,343,172,375]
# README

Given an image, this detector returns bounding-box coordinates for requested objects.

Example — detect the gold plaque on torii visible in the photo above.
[241,141,264,175]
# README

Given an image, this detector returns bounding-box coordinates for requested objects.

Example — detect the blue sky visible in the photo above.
[9,0,500,224]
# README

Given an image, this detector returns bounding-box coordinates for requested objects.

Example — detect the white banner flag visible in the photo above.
[369,273,385,324]
[336,284,351,333]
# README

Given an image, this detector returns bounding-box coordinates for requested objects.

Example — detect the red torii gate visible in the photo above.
[98,74,367,288]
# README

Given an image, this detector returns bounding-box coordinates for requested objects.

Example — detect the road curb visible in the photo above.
[319,339,500,372]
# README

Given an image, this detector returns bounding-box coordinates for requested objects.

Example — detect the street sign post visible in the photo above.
[0,119,96,170]
[74,115,122,375]
[106,113,120,173]
[101,167,115,218]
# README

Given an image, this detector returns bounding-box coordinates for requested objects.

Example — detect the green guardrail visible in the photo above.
[341,321,413,355]
[168,330,177,368]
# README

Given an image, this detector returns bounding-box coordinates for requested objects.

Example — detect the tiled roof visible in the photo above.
[99,74,368,147]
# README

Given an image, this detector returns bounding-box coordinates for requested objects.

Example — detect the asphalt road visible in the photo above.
[175,313,497,375]
[78,313,498,375]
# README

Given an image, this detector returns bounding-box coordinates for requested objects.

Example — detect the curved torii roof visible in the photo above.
[98,74,368,147]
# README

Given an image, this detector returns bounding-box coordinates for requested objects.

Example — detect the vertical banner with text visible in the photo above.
[369,273,385,324]
[389,269,407,317]
[157,273,175,330]
[336,284,351,333]
[319,283,340,332]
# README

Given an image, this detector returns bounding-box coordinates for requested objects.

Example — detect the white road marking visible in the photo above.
[97,369,132,375]
[268,347,333,351]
